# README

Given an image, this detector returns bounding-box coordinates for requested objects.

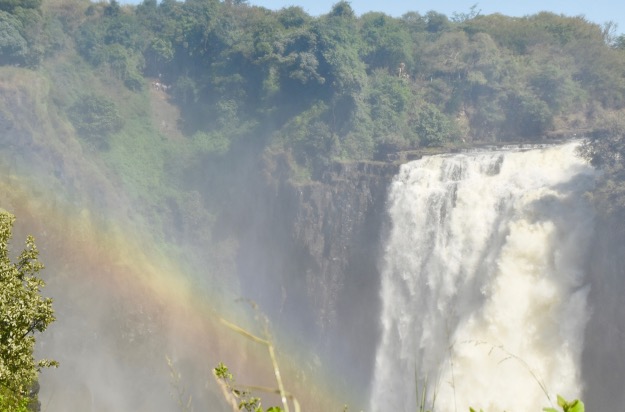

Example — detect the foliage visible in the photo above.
[44,0,625,156]
[0,2,620,409]
[49,0,623,178]
[578,111,625,218]
[166,356,193,412]
[74,5,145,89]
[366,69,411,149]
[0,0,62,67]
[359,12,413,72]
[60,0,621,200]
[67,93,124,147]
[0,392,29,412]
[0,0,41,13]
[214,362,279,412]
[0,10,27,64]
[503,91,553,138]
[214,315,302,412]
[0,211,57,411]
[415,373,436,412]
[469,396,585,412]
[413,103,455,147]
[543,395,585,412]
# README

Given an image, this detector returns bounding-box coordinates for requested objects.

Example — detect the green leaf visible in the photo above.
[568,399,585,412]
[266,407,283,412]
[0,212,56,406]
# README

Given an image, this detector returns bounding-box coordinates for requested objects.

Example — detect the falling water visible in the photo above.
[370,142,596,411]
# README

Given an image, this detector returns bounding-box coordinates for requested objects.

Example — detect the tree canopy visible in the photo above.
[0,211,56,411]
[0,0,624,211]
[18,1,621,161]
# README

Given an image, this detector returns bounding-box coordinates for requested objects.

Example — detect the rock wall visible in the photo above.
[582,216,625,410]
[237,153,398,395]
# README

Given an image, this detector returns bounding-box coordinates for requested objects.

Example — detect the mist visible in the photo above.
[1,1,625,411]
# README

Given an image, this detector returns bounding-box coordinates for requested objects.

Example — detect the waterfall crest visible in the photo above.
[370,142,596,411]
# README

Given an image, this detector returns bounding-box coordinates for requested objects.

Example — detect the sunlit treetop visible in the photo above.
[0,211,57,409]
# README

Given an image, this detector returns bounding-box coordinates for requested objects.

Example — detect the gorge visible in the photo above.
[242,142,625,412]
[4,131,625,411]
[1,2,625,409]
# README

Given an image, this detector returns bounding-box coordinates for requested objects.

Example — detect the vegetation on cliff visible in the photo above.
[0,1,624,409]
[1,0,624,224]
[579,112,625,220]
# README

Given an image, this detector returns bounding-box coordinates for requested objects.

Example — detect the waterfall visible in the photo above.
[370,142,596,411]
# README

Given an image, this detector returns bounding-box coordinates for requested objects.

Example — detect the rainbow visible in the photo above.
[0,169,347,411]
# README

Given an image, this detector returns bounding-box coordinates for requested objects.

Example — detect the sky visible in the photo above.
[243,0,625,36]
[117,0,625,36]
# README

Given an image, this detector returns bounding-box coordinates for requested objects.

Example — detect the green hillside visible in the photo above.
[2,0,625,227]
[1,0,625,409]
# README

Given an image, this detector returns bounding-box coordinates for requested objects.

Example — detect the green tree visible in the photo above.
[424,11,451,34]
[367,68,411,149]
[614,34,625,51]
[503,90,553,138]
[0,10,27,65]
[529,63,583,113]
[0,0,41,13]
[315,1,366,98]
[68,94,124,147]
[413,103,455,147]
[313,1,369,157]
[579,112,625,218]
[277,5,310,29]
[0,211,56,411]
[359,12,413,72]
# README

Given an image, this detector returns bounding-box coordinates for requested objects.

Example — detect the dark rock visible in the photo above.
[582,216,625,411]
[237,153,398,402]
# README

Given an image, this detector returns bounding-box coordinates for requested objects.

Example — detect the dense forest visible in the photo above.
[2,0,625,223]
[1,0,625,409]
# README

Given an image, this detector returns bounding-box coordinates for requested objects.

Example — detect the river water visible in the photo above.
[370,142,596,411]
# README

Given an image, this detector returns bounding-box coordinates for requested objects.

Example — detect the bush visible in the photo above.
[0,11,28,65]
[413,103,454,147]
[68,94,124,147]
[0,211,57,411]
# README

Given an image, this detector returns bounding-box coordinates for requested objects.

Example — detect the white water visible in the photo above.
[370,143,596,411]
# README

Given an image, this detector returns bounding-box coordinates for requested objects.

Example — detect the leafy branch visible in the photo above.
[215,314,301,412]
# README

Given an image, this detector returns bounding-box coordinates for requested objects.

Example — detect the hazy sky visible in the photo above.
[250,0,624,34]
[117,0,625,36]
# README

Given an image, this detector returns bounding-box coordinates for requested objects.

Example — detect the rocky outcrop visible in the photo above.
[582,216,625,411]
[237,153,398,395]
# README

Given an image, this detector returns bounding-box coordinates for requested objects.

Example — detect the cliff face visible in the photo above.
[0,69,131,216]
[237,147,625,410]
[237,153,398,394]
[583,217,625,411]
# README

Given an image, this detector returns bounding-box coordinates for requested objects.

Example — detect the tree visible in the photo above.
[579,112,625,219]
[68,94,124,147]
[613,34,625,51]
[314,2,368,145]
[359,12,413,72]
[0,211,56,410]
[0,0,41,13]
[503,90,553,138]
[0,10,28,65]
[413,103,455,147]
[367,68,411,147]
[451,3,481,23]
[424,11,450,34]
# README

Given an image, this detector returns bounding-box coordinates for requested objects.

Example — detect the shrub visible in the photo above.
[68,93,124,147]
